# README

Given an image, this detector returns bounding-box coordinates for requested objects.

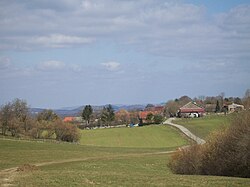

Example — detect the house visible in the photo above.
[139,106,164,122]
[63,117,74,122]
[139,111,154,120]
[63,116,83,123]
[227,103,244,112]
[177,101,205,118]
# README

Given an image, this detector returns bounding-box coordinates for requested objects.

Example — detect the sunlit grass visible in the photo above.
[80,125,188,148]
[175,115,230,139]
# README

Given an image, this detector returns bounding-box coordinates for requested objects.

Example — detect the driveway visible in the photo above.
[163,118,206,145]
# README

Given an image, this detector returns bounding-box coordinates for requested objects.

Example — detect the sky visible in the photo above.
[0,0,250,108]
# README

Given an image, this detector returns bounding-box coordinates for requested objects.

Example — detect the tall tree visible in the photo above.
[220,92,225,107]
[215,100,220,113]
[243,89,250,109]
[165,100,180,117]
[0,99,29,136]
[115,109,130,125]
[82,105,93,125]
[12,98,29,132]
[0,102,12,135]
[101,104,115,126]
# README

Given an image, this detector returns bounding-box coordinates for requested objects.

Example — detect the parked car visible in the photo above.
[189,113,198,118]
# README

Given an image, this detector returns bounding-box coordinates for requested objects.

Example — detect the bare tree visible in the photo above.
[220,92,225,107]
[0,102,12,135]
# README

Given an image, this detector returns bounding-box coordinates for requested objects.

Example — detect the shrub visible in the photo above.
[168,145,202,175]
[54,120,81,142]
[169,111,250,178]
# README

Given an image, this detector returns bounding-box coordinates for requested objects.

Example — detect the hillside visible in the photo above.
[1,133,249,186]
[81,125,188,148]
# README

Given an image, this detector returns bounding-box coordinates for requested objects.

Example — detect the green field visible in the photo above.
[81,125,188,148]
[1,124,250,186]
[175,115,230,139]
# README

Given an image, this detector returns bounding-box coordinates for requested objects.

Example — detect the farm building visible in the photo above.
[177,101,205,118]
[227,103,244,112]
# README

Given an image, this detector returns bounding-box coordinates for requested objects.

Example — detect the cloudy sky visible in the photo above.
[0,0,250,108]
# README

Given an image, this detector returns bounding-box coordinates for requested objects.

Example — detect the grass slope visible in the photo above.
[13,153,250,187]
[80,125,188,148]
[1,124,250,186]
[175,115,230,139]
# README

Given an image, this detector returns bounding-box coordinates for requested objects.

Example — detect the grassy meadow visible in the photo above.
[81,125,188,148]
[174,115,230,139]
[1,120,250,186]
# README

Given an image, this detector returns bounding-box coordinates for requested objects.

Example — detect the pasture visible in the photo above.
[174,115,230,139]
[81,125,188,148]
[1,123,250,186]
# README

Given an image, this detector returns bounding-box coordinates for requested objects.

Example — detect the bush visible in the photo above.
[169,111,250,178]
[54,120,81,142]
[168,145,202,175]
[154,114,164,124]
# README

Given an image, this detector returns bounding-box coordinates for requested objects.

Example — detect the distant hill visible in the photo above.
[30,104,147,117]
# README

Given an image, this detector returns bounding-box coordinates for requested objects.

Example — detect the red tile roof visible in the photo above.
[179,102,205,113]
[63,117,74,122]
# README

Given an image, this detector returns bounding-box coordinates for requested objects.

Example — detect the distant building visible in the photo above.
[63,117,74,122]
[63,116,83,123]
[177,101,205,118]
[139,106,164,122]
[227,103,244,112]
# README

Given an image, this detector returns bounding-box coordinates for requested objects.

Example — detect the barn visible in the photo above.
[177,101,205,118]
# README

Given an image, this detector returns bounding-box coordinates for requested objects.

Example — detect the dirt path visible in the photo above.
[0,167,18,187]
[0,150,174,187]
[163,118,206,145]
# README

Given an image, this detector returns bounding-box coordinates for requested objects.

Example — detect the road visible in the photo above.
[163,118,206,145]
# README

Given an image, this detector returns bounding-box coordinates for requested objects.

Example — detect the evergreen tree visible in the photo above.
[82,105,93,125]
[101,104,115,126]
[215,100,220,113]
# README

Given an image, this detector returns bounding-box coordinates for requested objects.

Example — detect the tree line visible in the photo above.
[0,99,80,142]
[81,104,116,127]
[81,104,164,127]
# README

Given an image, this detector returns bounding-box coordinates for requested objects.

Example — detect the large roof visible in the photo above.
[179,102,205,113]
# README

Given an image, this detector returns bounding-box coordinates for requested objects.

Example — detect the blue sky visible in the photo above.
[0,0,250,108]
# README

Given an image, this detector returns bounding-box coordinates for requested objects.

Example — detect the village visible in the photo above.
[62,95,246,129]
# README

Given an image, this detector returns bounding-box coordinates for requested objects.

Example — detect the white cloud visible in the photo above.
[101,61,120,71]
[31,34,95,48]
[37,60,65,71]
[0,0,249,61]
